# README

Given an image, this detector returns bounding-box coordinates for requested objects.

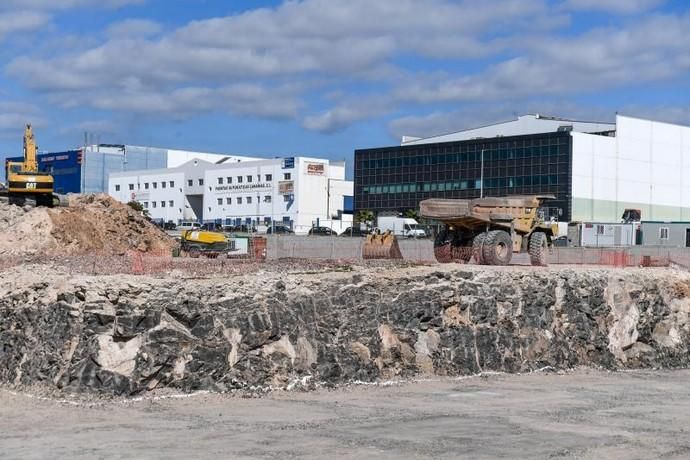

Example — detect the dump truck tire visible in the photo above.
[529,231,547,266]
[482,230,513,266]
[472,233,487,265]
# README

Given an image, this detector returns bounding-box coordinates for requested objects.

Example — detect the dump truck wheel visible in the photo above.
[188,246,201,258]
[482,230,513,266]
[529,231,547,266]
[455,246,472,262]
[472,233,487,264]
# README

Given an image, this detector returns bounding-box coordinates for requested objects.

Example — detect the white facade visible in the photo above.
[571,115,690,222]
[401,114,615,146]
[108,157,354,233]
[80,143,260,194]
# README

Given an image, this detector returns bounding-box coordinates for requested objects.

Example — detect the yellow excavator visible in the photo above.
[4,124,55,207]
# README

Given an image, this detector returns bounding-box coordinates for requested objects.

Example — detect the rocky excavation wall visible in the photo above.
[1,266,690,395]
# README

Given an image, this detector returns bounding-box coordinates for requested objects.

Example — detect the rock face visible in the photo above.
[1,265,690,395]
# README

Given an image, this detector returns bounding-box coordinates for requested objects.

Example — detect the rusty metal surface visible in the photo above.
[362,231,403,260]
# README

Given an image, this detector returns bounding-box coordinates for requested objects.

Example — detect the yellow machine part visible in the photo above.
[181,230,228,245]
[362,230,403,260]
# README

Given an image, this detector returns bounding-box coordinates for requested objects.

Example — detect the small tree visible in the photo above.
[355,209,375,230]
[127,200,149,217]
[403,208,420,220]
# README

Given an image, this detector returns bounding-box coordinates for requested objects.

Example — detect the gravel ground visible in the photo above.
[3,368,690,459]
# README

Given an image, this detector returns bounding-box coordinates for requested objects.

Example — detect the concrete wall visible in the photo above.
[265,235,434,261]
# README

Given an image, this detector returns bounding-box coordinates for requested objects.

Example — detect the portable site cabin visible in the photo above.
[639,222,690,247]
[567,222,637,247]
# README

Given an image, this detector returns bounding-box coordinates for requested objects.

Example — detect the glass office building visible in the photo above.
[354,131,572,221]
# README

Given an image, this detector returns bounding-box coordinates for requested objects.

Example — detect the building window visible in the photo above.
[247,175,253,183]
[226,197,231,205]
[145,183,149,189]
[218,177,223,185]
[162,181,166,188]
[265,174,272,181]
[227,177,232,184]
[596,225,605,235]
[143,202,148,209]
[169,181,174,187]
[237,197,243,204]
[247,196,253,204]
[169,200,174,207]
[284,194,291,202]
[152,202,157,208]
[187,180,193,187]
[264,195,272,203]
[660,227,669,240]
[284,173,291,180]
[115,184,120,191]
[128,184,134,190]
[217,198,222,205]
[161,201,166,208]
[237,176,243,183]
[153,182,158,189]
[198,179,204,186]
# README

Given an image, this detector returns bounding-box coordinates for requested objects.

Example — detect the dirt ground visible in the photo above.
[2,369,690,459]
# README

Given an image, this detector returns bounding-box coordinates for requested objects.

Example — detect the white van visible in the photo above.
[179,221,201,231]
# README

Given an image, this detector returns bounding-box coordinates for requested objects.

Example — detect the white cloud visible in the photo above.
[0,11,50,40]
[0,102,44,133]
[562,0,664,14]
[0,0,145,10]
[5,0,558,120]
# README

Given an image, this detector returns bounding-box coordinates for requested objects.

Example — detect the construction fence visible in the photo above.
[5,238,690,277]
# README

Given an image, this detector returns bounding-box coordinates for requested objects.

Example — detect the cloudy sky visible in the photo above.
[1,0,689,173]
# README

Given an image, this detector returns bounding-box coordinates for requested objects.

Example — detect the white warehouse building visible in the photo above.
[108,156,354,233]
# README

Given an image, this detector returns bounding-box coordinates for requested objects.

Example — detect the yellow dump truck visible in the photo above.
[180,230,231,258]
[420,195,559,266]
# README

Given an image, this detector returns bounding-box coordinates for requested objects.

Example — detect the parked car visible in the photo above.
[200,222,224,232]
[179,221,201,231]
[266,225,294,234]
[308,226,336,236]
[232,224,257,234]
[163,221,177,230]
[340,226,368,237]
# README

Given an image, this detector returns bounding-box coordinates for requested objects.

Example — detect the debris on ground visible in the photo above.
[0,194,175,257]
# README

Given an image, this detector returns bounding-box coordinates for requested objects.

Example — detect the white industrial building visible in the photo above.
[108,156,354,234]
[361,113,690,223]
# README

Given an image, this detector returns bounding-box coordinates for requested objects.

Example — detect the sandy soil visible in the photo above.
[3,369,690,459]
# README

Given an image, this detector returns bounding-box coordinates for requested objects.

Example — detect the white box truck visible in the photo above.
[376,216,426,238]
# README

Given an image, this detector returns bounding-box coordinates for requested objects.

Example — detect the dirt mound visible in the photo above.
[0,194,175,256]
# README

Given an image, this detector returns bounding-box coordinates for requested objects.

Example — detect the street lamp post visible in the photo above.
[480,148,485,199]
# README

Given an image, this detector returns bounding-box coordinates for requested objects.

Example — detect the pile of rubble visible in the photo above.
[1,264,689,395]
[0,194,175,257]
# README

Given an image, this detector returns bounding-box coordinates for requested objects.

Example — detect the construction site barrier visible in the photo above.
[2,243,689,276]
